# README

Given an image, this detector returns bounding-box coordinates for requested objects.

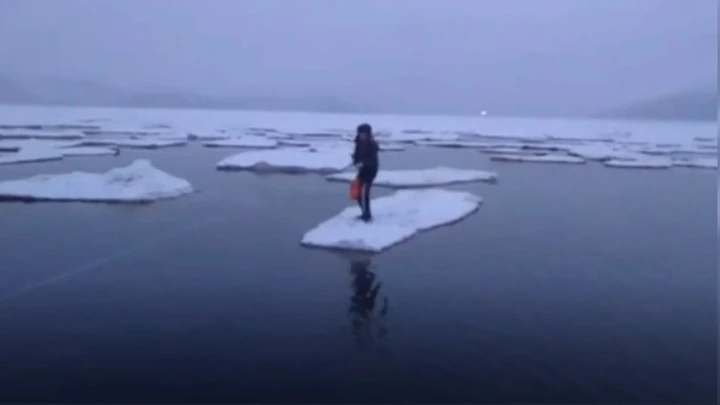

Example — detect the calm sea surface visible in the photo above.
[0,137,716,403]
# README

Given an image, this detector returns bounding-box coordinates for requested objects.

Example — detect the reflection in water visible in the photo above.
[347,256,389,352]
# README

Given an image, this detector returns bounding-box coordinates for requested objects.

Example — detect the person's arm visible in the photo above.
[352,142,364,167]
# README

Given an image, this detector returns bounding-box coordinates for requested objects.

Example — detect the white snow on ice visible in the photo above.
[203,136,278,149]
[479,147,548,156]
[490,154,586,164]
[0,159,193,202]
[0,139,83,152]
[415,140,494,149]
[380,132,461,143]
[57,147,119,157]
[81,138,187,149]
[301,189,482,252]
[217,147,351,173]
[326,167,498,188]
[0,149,65,165]
[672,158,718,169]
[565,144,641,161]
[0,129,86,140]
[603,158,673,169]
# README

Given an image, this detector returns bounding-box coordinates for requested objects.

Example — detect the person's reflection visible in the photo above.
[347,255,388,351]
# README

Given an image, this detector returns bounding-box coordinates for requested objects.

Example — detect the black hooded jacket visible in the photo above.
[352,135,379,168]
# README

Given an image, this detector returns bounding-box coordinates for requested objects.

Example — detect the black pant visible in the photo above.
[357,165,378,218]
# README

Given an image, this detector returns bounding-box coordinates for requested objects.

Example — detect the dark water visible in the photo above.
[0,145,716,404]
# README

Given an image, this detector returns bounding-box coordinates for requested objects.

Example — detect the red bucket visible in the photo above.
[350,179,361,201]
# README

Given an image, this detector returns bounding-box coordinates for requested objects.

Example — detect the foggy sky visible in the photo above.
[0,0,715,114]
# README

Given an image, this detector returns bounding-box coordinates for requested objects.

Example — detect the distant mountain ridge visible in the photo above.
[0,76,360,113]
[599,89,717,121]
[0,75,716,120]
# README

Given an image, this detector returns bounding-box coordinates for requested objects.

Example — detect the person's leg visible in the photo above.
[361,181,372,220]
[361,166,378,221]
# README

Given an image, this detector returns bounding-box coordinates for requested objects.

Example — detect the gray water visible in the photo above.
[0,145,716,404]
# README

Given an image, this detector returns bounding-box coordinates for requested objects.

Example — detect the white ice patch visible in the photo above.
[203,137,278,149]
[0,159,193,202]
[0,149,65,165]
[415,140,494,149]
[83,129,172,137]
[217,148,351,173]
[0,129,86,140]
[265,132,293,140]
[603,158,673,169]
[278,139,313,147]
[326,167,498,188]
[301,189,481,252]
[479,147,547,156]
[566,144,640,161]
[490,154,586,164]
[58,147,119,157]
[382,132,461,143]
[672,158,718,169]
[0,139,83,152]
[378,143,405,152]
[82,138,187,149]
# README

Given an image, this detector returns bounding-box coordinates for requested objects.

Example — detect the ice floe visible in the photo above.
[0,149,65,165]
[378,143,405,152]
[326,167,498,188]
[81,138,187,149]
[381,132,460,143]
[301,189,482,252]
[672,158,718,170]
[83,129,172,137]
[57,147,119,157]
[203,137,278,149]
[0,129,86,140]
[0,159,193,203]
[217,147,351,174]
[603,158,673,169]
[490,154,586,164]
[479,147,547,156]
[188,131,230,141]
[415,140,494,149]
[565,144,640,161]
[278,139,313,147]
[0,139,83,152]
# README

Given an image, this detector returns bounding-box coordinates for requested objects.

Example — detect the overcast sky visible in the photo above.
[0,0,715,114]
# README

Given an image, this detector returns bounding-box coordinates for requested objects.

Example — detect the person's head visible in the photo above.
[356,123,373,141]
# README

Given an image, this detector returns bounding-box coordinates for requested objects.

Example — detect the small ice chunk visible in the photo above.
[603,158,672,169]
[673,158,718,169]
[490,154,586,164]
[326,167,497,188]
[203,137,278,149]
[188,131,229,141]
[0,159,193,203]
[58,147,119,157]
[566,144,640,161]
[217,148,351,173]
[415,140,494,149]
[83,129,171,137]
[279,139,312,147]
[301,189,482,252]
[0,129,86,140]
[0,149,64,165]
[386,132,461,143]
[265,132,293,140]
[82,138,187,149]
[479,147,547,156]
[378,143,405,152]
[0,139,83,152]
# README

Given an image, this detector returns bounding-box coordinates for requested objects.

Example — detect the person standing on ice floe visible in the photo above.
[352,123,379,222]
